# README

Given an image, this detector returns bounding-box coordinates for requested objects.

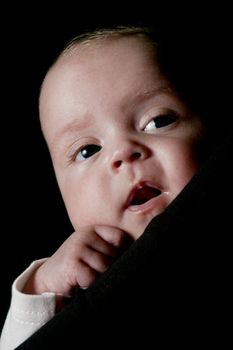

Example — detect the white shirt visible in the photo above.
[0,259,56,350]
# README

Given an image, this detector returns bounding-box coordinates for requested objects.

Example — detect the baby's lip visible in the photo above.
[125,181,162,208]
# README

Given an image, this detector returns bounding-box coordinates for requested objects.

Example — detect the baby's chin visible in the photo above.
[124,221,151,241]
[125,207,168,240]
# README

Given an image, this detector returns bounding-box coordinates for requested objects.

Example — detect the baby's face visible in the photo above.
[40,36,203,239]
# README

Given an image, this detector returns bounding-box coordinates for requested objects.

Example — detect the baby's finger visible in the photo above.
[75,261,99,288]
[69,230,117,258]
[87,234,118,258]
[81,248,112,274]
[95,226,130,249]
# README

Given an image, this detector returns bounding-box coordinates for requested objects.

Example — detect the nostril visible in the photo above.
[113,152,142,168]
[114,160,122,168]
[130,152,141,161]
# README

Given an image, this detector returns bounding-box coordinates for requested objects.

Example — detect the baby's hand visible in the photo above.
[23,226,129,297]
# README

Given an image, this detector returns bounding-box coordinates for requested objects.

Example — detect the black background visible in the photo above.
[1,5,232,331]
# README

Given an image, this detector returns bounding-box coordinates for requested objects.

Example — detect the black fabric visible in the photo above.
[17,132,233,348]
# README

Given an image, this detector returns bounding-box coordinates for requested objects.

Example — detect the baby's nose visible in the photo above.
[111,142,150,170]
[113,151,141,168]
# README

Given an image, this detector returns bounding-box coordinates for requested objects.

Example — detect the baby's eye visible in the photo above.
[76,144,102,161]
[144,114,177,132]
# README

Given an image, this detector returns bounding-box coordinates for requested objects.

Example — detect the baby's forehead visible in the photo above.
[56,34,154,67]
[40,39,166,122]
[42,35,157,90]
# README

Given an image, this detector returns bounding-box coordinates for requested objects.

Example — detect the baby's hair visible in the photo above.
[62,25,157,55]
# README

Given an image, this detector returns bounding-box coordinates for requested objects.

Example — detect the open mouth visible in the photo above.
[126,182,162,207]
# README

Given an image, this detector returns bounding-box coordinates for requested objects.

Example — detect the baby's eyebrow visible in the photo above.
[52,117,93,147]
[134,86,173,101]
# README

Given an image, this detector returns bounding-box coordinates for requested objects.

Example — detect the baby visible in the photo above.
[0,26,205,349]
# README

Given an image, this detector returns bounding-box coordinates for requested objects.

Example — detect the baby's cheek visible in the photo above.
[162,141,198,186]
